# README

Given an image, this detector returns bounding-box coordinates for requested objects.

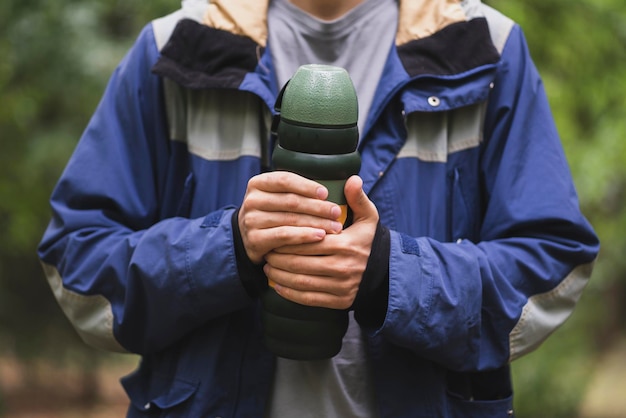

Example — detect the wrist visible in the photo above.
[231,209,268,298]
[352,221,390,328]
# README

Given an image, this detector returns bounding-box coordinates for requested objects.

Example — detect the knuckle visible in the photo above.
[247,174,263,190]
[335,262,354,278]
[284,211,299,226]
[241,197,258,216]
[240,213,252,231]
[338,279,352,293]
[340,297,354,310]
[272,227,290,242]
[246,239,258,253]
[296,275,312,290]
[246,192,263,207]
[247,231,265,251]
[283,194,300,211]
[300,293,317,307]
[247,211,263,227]
[274,171,293,188]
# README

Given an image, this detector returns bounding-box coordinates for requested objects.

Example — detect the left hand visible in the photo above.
[263,175,379,309]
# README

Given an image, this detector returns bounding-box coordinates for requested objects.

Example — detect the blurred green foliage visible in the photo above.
[0,0,624,417]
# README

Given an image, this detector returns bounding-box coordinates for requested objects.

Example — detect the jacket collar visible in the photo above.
[201,0,483,47]
[153,0,499,91]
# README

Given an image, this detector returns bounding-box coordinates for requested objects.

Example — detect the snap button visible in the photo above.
[144,402,151,410]
[427,96,440,107]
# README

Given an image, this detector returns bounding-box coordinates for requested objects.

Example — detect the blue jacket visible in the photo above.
[38,1,599,416]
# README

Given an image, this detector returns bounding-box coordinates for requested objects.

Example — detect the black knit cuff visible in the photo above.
[231,209,268,298]
[352,221,390,329]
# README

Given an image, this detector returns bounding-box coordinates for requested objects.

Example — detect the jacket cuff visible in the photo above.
[231,209,267,298]
[353,221,390,329]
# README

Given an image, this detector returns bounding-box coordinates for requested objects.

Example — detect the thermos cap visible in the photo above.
[280,64,358,127]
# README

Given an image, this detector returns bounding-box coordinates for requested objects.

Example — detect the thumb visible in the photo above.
[344,175,378,223]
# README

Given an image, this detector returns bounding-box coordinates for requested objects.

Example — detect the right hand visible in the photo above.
[238,171,344,264]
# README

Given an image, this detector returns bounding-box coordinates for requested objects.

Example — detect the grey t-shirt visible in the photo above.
[268,0,398,137]
[265,1,398,417]
[264,312,379,418]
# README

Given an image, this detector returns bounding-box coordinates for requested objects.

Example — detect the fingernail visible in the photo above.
[331,221,343,233]
[314,229,326,239]
[316,187,328,199]
[330,205,342,219]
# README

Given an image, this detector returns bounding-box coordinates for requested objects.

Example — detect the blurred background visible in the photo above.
[0,0,624,416]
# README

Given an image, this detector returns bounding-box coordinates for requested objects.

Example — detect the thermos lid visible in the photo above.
[280,64,358,128]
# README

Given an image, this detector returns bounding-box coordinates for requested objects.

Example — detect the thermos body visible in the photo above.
[260,64,361,360]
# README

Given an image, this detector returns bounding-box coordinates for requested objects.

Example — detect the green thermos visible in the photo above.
[260,64,361,360]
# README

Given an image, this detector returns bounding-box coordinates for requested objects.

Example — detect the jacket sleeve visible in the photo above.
[37,24,252,355]
[376,25,600,371]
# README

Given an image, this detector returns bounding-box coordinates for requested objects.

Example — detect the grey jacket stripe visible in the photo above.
[152,0,210,51]
[482,4,514,55]
[399,102,487,163]
[43,262,127,353]
[508,261,595,362]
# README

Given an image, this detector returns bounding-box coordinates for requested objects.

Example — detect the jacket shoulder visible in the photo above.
[152,2,210,51]
[480,4,515,54]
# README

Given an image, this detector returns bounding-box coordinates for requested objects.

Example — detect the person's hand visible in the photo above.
[238,171,344,264]
[263,175,379,309]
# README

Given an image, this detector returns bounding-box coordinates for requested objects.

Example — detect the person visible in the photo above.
[37,0,600,416]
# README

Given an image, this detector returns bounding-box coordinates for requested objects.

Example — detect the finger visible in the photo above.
[244,209,343,234]
[273,286,350,309]
[265,265,356,309]
[344,175,378,222]
[271,228,354,255]
[270,279,356,310]
[265,252,333,275]
[244,190,341,225]
[249,171,328,199]
[272,237,338,256]
[265,251,361,284]
[246,226,327,257]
